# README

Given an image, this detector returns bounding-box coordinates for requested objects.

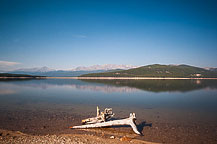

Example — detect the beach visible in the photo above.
[0,104,216,144]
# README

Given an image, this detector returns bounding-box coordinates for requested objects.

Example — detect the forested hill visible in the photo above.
[81,64,217,78]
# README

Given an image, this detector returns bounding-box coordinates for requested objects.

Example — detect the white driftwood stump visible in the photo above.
[81,106,114,124]
[70,107,141,135]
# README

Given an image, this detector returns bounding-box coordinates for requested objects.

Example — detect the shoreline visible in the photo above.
[0,77,45,79]
[48,77,217,80]
[1,76,217,80]
[1,106,216,144]
[0,129,159,144]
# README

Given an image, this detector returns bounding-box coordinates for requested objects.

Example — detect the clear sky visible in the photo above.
[0,0,217,70]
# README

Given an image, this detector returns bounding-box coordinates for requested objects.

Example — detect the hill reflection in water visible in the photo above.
[1,79,217,94]
[0,79,139,94]
[81,79,217,92]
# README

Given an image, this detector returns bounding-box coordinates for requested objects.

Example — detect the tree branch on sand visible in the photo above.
[70,107,141,135]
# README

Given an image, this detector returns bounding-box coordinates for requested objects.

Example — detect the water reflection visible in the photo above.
[1,79,217,93]
[0,79,139,93]
[0,89,16,95]
[81,79,217,92]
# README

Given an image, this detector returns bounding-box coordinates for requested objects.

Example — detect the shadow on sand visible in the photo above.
[137,121,152,135]
[109,118,152,135]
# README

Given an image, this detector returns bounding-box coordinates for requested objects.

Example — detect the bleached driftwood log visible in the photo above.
[81,106,114,124]
[71,113,141,135]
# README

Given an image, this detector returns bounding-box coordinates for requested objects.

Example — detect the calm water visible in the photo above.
[1,79,217,112]
[0,78,217,142]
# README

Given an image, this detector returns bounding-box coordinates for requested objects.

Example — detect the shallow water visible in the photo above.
[0,78,217,143]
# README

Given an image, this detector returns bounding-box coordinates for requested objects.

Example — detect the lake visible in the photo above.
[0,78,217,143]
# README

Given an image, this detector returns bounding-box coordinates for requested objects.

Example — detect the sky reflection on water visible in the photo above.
[0,79,217,110]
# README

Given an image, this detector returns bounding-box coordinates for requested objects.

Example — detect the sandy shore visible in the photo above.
[0,106,217,144]
[0,129,159,144]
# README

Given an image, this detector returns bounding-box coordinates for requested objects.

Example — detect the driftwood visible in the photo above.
[81,106,114,124]
[70,107,141,135]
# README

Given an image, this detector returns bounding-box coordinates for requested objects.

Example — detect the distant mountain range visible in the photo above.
[13,66,55,73]
[72,64,137,71]
[6,64,136,77]
[2,64,217,77]
[208,68,217,72]
[81,64,217,78]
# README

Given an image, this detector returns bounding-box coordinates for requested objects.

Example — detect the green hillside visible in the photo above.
[81,64,217,78]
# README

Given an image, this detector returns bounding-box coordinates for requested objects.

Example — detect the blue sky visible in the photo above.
[0,0,217,70]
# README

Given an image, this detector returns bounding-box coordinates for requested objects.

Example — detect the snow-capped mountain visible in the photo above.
[72,64,138,71]
[14,66,55,73]
[204,67,217,71]
[6,64,217,77]
[7,64,138,77]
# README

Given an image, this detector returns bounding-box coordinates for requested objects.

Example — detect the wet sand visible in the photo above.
[0,103,217,144]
